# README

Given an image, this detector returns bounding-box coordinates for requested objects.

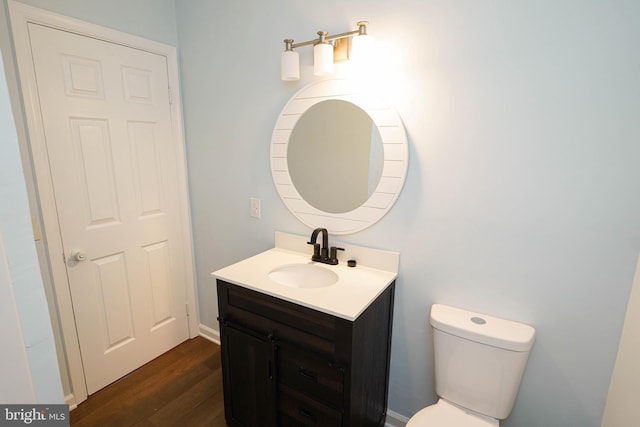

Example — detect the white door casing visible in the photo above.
[9,2,198,404]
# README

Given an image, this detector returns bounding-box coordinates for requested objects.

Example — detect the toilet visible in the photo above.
[407,304,535,426]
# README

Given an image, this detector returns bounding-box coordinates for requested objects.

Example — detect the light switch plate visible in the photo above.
[250,197,261,219]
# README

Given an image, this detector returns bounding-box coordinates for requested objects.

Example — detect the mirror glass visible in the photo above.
[287,100,383,214]
[270,79,408,235]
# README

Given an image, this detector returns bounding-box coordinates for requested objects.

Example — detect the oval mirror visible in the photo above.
[270,79,408,234]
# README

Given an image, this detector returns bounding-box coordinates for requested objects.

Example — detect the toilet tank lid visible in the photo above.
[430,304,535,352]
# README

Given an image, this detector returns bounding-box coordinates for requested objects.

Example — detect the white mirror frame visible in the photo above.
[270,79,408,234]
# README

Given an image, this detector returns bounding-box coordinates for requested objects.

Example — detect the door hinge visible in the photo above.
[185,302,190,317]
[168,86,173,105]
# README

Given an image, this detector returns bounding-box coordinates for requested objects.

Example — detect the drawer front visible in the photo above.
[218,281,344,357]
[222,281,338,337]
[278,344,344,408]
[278,385,342,427]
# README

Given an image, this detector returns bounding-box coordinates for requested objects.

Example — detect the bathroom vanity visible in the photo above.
[214,77,407,425]
[213,232,398,427]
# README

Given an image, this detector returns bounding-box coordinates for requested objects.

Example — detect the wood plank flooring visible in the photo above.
[70,336,227,427]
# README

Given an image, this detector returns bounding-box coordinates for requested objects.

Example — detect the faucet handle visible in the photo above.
[307,241,321,257]
[329,246,344,264]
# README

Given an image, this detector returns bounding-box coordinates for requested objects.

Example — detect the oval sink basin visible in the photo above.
[268,263,338,289]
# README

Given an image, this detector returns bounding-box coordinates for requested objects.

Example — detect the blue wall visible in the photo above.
[0,47,63,403]
[176,1,640,425]
[3,0,640,424]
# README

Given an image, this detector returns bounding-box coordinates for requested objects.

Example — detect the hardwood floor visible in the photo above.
[70,337,227,427]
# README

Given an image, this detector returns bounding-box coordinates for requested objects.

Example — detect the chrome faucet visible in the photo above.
[307,228,343,265]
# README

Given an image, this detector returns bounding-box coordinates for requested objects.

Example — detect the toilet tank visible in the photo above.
[430,304,535,420]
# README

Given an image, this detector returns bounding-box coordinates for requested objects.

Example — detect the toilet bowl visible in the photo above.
[406,399,498,427]
[405,304,535,426]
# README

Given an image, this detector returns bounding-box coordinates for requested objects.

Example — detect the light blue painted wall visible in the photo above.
[2,0,639,423]
[0,48,63,403]
[176,1,640,426]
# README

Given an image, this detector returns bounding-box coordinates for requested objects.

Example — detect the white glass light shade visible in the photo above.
[313,43,334,76]
[350,34,373,64]
[281,50,300,81]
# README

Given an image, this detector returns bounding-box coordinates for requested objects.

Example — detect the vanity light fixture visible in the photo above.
[280,21,369,81]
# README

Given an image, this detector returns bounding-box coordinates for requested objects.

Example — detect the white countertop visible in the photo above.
[211,233,399,321]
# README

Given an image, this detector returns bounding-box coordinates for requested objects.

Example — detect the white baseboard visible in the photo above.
[386,409,410,427]
[199,323,220,344]
[65,393,78,411]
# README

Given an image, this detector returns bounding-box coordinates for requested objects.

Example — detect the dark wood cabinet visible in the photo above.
[220,321,277,427]
[217,279,395,427]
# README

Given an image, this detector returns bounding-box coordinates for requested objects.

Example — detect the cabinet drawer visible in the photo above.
[278,344,344,408]
[218,281,343,356]
[278,385,342,427]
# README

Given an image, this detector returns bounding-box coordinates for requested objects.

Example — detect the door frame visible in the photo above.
[8,1,199,407]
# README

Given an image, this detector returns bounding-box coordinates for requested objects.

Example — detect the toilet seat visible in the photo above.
[406,399,499,427]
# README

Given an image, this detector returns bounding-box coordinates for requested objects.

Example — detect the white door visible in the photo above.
[27,23,189,394]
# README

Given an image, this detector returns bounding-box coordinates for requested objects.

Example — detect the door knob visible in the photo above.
[70,249,86,262]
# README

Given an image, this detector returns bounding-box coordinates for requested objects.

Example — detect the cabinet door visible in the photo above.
[221,322,276,427]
